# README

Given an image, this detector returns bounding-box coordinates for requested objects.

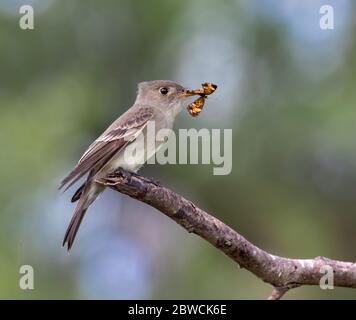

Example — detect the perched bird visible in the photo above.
[59,80,197,250]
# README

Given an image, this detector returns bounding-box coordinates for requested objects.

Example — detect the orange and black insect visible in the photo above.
[186,83,217,117]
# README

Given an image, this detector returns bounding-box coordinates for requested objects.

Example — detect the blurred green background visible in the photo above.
[1,0,356,299]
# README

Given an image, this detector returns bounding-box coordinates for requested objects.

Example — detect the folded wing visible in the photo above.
[59,106,154,191]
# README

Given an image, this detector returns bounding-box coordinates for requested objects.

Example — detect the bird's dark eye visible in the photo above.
[159,87,169,95]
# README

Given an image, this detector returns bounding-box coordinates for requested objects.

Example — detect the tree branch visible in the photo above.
[267,287,289,300]
[97,170,356,299]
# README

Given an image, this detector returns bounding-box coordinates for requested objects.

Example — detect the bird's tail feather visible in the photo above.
[71,183,85,203]
[63,205,87,251]
[63,182,101,251]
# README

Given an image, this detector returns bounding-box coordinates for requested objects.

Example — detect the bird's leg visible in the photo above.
[129,171,161,187]
[102,168,130,185]
[105,169,161,187]
[145,176,161,187]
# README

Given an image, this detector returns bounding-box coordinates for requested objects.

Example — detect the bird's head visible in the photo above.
[136,80,217,117]
[136,80,193,107]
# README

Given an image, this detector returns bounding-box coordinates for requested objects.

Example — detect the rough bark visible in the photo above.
[97,169,356,299]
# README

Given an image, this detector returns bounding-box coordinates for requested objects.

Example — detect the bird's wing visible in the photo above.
[59,106,154,191]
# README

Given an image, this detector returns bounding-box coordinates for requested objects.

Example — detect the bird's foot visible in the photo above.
[102,168,129,185]
[106,169,161,187]
[143,176,161,187]
[129,171,161,187]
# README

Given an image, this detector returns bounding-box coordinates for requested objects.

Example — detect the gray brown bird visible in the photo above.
[59,80,199,250]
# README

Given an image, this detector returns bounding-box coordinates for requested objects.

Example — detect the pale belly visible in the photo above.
[97,137,164,177]
[95,106,179,178]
